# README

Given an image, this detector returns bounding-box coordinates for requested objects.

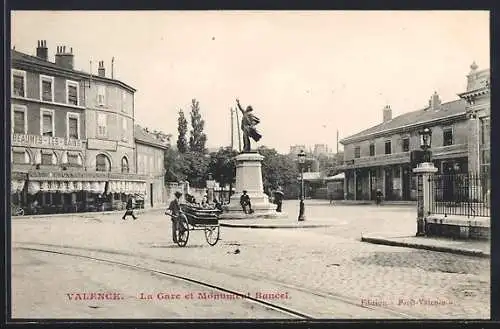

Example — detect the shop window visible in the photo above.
[12,151,29,164]
[443,128,453,146]
[41,152,56,165]
[96,154,111,172]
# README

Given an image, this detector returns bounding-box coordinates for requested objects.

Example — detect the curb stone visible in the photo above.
[360,236,490,258]
[220,223,333,229]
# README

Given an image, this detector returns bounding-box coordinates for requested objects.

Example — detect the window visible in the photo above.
[369,144,375,156]
[122,91,127,113]
[12,70,26,97]
[121,156,129,173]
[443,127,453,146]
[41,152,55,165]
[96,154,111,172]
[121,117,128,141]
[97,85,106,106]
[402,138,410,152]
[40,75,54,102]
[40,109,54,137]
[481,117,490,146]
[354,146,360,158]
[385,141,391,154]
[12,105,27,134]
[67,112,80,139]
[12,151,29,164]
[97,113,107,137]
[66,80,79,105]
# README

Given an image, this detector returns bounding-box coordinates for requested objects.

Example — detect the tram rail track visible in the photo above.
[13,242,420,319]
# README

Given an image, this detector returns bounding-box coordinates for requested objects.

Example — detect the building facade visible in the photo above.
[135,125,169,208]
[10,41,148,214]
[338,63,490,201]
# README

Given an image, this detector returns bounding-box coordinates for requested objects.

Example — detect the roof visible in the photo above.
[134,125,170,150]
[340,99,467,144]
[302,172,322,181]
[11,49,136,92]
[325,172,345,181]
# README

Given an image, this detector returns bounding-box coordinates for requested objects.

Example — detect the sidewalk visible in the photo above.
[361,232,490,258]
[14,206,165,220]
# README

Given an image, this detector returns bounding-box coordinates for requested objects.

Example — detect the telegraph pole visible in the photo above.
[235,106,242,152]
[230,107,234,150]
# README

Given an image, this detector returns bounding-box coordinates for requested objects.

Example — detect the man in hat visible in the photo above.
[240,190,253,214]
[274,186,284,213]
[122,195,138,220]
[236,98,262,152]
[166,191,183,243]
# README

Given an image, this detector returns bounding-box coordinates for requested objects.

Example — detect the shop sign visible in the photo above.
[12,134,83,150]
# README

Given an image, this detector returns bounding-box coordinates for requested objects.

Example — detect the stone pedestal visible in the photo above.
[219,152,280,219]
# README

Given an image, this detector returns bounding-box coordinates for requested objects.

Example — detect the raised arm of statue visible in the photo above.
[236,99,245,113]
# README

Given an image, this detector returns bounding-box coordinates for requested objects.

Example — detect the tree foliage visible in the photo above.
[176,109,188,153]
[258,146,299,195]
[188,99,207,153]
[207,147,239,187]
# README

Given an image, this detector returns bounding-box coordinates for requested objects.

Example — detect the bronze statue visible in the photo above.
[236,98,261,152]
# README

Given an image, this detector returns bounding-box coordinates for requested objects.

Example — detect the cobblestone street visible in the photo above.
[11,202,490,319]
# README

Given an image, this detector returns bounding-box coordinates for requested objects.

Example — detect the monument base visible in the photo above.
[218,151,284,220]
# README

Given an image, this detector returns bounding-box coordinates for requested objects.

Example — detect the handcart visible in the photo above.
[167,203,222,247]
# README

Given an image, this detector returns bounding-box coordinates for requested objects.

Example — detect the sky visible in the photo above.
[11,11,490,154]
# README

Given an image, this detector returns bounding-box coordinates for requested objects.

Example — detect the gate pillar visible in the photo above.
[413,162,438,236]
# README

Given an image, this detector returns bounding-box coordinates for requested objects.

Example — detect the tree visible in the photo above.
[164,148,188,183]
[258,146,299,196]
[188,99,207,153]
[176,109,188,153]
[208,147,238,187]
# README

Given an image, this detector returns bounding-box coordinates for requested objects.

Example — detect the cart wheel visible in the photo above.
[204,225,220,246]
[176,214,190,247]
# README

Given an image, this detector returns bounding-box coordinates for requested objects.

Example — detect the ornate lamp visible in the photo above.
[418,127,432,163]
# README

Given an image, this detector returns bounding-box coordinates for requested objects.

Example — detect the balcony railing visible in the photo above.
[340,152,410,169]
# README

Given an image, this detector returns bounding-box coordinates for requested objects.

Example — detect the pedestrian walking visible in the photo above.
[375,189,384,206]
[166,191,183,243]
[122,196,138,220]
[240,190,253,214]
[274,187,284,213]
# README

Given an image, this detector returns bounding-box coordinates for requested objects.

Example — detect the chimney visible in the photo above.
[428,91,441,110]
[36,40,48,60]
[98,61,106,78]
[382,105,392,122]
[55,45,74,70]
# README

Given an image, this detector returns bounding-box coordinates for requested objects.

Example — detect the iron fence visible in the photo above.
[429,172,490,218]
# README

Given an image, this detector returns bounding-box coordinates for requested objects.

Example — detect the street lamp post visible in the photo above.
[416,127,433,236]
[298,150,306,221]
